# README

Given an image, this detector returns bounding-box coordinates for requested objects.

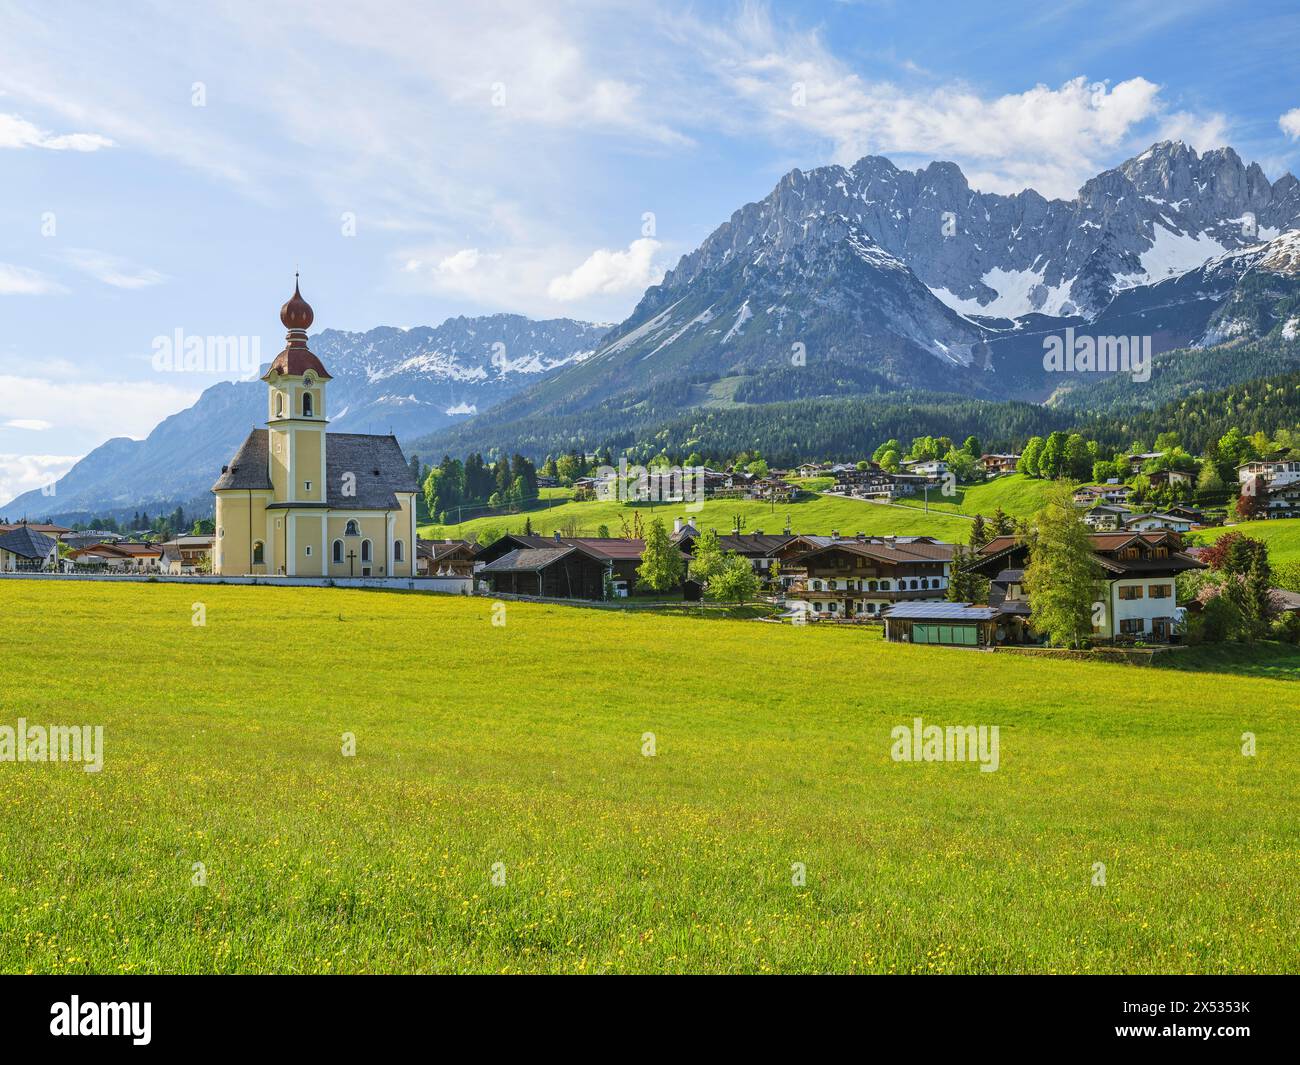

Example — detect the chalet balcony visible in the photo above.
[786,581,946,600]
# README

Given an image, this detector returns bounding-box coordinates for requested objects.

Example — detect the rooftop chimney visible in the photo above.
[673,517,683,533]
[687,517,697,529]
[553,531,562,542]
[831,529,839,540]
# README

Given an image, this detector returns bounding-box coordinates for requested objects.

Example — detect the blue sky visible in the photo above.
[2,0,1300,506]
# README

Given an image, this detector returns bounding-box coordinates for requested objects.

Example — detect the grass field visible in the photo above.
[1,580,1297,974]
[889,473,1056,518]
[1199,518,1300,566]
[419,490,974,542]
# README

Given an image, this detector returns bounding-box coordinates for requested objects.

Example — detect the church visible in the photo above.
[211,280,420,577]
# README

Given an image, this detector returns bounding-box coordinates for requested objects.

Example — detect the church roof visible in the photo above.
[262,345,332,381]
[212,429,418,509]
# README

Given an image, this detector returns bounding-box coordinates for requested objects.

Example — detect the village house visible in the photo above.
[0,521,72,542]
[416,538,476,578]
[477,533,665,599]
[211,280,419,577]
[0,525,61,572]
[1073,483,1132,507]
[67,541,164,572]
[670,520,821,582]
[1145,469,1192,490]
[1262,479,1300,517]
[783,536,954,620]
[1122,511,1195,533]
[882,601,1002,647]
[160,534,214,574]
[977,453,1021,477]
[971,530,1204,643]
[1236,457,1300,489]
[1082,503,1134,531]
[1127,451,1166,473]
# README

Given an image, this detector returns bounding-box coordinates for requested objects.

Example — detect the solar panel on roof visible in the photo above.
[883,602,996,620]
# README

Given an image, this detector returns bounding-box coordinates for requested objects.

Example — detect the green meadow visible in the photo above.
[1200,517,1300,566]
[420,489,974,542]
[0,580,1296,974]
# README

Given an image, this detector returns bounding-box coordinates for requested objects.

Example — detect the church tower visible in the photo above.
[263,277,330,511]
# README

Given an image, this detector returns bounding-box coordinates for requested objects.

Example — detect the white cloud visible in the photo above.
[62,248,167,289]
[0,262,65,295]
[0,111,112,150]
[437,248,495,276]
[0,374,201,443]
[1280,109,1300,141]
[4,418,53,430]
[0,453,81,512]
[547,238,664,301]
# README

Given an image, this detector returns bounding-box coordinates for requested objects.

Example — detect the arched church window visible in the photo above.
[394,540,404,562]
[302,392,314,418]
[361,539,372,562]
[252,541,265,565]
[275,392,284,417]
[345,520,359,536]
[332,540,343,564]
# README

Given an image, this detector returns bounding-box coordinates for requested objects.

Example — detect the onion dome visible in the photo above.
[262,274,332,381]
[280,275,314,330]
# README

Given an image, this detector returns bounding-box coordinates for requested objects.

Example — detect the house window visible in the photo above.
[252,541,264,565]
[305,545,312,557]
[1149,584,1172,599]
[302,392,314,418]
[345,520,360,536]
[1118,585,1144,600]
[333,540,343,564]
[394,540,404,562]
[1120,618,1145,635]
[361,539,372,562]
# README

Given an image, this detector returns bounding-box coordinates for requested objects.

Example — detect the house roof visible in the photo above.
[417,538,475,560]
[212,429,417,508]
[0,525,57,559]
[478,545,603,574]
[792,539,954,566]
[883,601,999,621]
[1270,588,1300,612]
[493,534,649,561]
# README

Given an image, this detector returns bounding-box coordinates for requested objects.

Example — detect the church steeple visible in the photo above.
[263,275,329,508]
[262,275,332,382]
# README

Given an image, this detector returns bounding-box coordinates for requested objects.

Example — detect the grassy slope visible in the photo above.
[1199,518,1300,566]
[419,492,974,542]
[0,580,1296,974]
[889,473,1055,518]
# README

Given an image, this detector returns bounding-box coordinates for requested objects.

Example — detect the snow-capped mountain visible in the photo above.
[417,143,1300,451]
[310,314,606,434]
[2,314,606,519]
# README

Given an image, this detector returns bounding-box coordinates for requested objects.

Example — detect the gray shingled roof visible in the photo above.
[212,430,272,491]
[0,525,57,560]
[212,429,417,510]
[479,546,584,573]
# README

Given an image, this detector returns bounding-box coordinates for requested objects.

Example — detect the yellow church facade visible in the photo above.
[212,280,419,578]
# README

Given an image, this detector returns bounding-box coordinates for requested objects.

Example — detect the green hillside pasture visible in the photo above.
[0,580,1296,973]
[1199,518,1300,567]
[419,491,972,542]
